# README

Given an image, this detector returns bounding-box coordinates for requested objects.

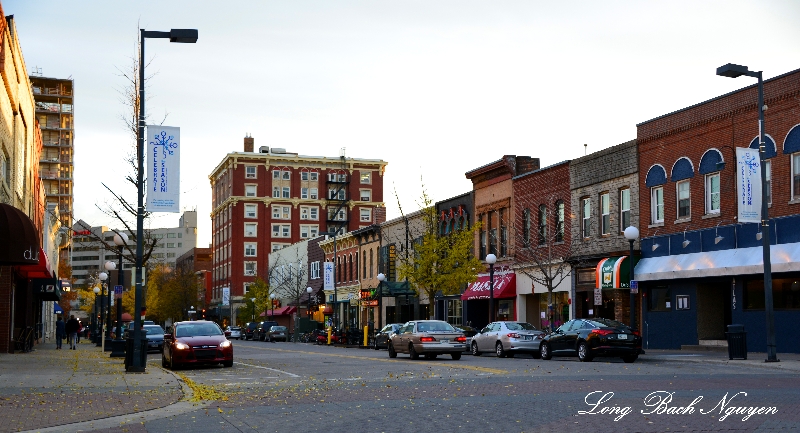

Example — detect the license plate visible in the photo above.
[619,334,628,340]
[440,339,449,343]
[524,336,532,341]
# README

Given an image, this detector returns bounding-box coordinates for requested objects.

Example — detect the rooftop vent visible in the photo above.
[271,148,286,154]
[259,146,270,153]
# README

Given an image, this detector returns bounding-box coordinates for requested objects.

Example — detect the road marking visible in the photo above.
[238,345,508,375]
[234,361,301,377]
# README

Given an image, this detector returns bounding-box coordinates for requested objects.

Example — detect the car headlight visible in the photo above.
[220,340,232,348]
[175,342,189,350]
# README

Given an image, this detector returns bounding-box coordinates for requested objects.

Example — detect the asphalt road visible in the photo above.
[103,340,800,432]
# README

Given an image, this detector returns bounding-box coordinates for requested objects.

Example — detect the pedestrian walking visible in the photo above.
[76,320,82,344]
[65,315,80,350]
[55,316,65,349]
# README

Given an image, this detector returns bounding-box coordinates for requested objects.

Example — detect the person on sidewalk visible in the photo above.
[55,316,65,350]
[76,320,82,344]
[65,315,80,350]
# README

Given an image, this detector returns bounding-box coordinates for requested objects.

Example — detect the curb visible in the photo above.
[639,354,800,372]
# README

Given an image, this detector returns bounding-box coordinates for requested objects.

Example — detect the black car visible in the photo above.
[244,322,258,340]
[373,323,403,350]
[256,321,278,341]
[142,324,165,352]
[539,318,641,363]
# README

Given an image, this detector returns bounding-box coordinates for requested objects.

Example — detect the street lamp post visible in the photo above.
[110,233,128,357]
[376,273,385,330]
[485,254,497,323]
[93,285,101,345]
[103,261,116,352]
[716,63,779,363]
[98,271,108,350]
[306,287,313,320]
[623,226,639,330]
[131,28,198,373]
[250,297,256,322]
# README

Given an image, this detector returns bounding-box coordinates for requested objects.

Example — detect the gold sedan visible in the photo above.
[388,320,467,360]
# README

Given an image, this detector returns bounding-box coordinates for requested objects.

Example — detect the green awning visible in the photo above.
[596,256,633,289]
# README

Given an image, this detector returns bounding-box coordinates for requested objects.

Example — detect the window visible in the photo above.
[282,187,290,198]
[675,295,690,310]
[166,243,175,248]
[765,161,772,205]
[649,286,670,312]
[360,171,371,184]
[744,278,800,310]
[522,208,531,246]
[272,205,290,219]
[272,187,280,198]
[272,224,291,238]
[273,170,280,179]
[310,172,318,181]
[538,205,547,245]
[245,166,256,178]
[360,189,372,201]
[479,221,487,258]
[178,232,182,238]
[245,204,257,218]
[328,173,346,182]
[271,243,289,252]
[311,261,320,279]
[177,242,182,247]
[244,223,257,237]
[499,208,508,257]
[0,151,7,186]
[244,185,256,197]
[360,208,372,222]
[705,173,720,214]
[651,186,664,224]
[309,188,318,199]
[619,189,630,232]
[244,283,252,294]
[600,192,610,235]
[446,299,463,326]
[301,187,309,199]
[329,208,346,221]
[301,171,309,181]
[300,225,318,239]
[677,180,690,219]
[793,153,800,199]
[167,233,176,238]
[581,198,591,238]
[556,200,565,242]
[167,253,176,258]
[328,188,345,200]
[245,243,256,257]
[300,206,318,220]
[282,170,290,180]
[244,261,257,276]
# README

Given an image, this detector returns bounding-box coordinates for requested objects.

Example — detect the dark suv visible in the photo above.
[256,321,278,341]
[244,322,258,340]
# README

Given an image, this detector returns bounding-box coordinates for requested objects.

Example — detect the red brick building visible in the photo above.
[208,136,387,314]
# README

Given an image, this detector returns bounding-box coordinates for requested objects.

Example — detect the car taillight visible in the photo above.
[419,336,436,342]
[632,331,641,337]
[454,336,467,343]
[506,333,520,338]
[591,329,614,337]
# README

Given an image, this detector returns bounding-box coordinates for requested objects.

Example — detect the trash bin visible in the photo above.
[726,324,747,360]
[124,336,148,370]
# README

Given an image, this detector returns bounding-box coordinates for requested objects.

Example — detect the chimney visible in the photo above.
[244,133,254,152]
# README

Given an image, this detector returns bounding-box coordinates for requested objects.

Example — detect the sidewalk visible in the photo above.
[0,338,185,433]
[640,348,800,372]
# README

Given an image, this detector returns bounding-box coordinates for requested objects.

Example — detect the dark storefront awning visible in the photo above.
[18,248,54,280]
[596,256,632,289]
[54,303,63,314]
[32,278,62,302]
[0,203,40,265]
[377,281,415,297]
[461,273,516,300]
[260,306,297,317]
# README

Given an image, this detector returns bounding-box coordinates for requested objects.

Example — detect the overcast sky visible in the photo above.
[6,0,800,248]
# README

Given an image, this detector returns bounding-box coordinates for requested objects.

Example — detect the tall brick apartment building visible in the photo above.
[208,136,387,313]
[635,67,800,352]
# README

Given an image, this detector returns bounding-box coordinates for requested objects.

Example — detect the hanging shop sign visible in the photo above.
[145,125,181,213]
[736,147,762,224]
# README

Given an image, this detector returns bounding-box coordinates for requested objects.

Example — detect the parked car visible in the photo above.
[266,325,288,342]
[143,324,166,353]
[373,323,403,350]
[244,322,258,340]
[256,321,278,341]
[539,318,641,363]
[388,320,467,360]
[470,321,544,358]
[162,320,233,370]
[226,326,242,340]
[454,325,478,351]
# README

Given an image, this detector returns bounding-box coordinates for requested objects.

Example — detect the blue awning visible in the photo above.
[54,303,63,314]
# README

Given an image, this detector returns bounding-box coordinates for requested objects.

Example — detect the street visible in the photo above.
[137,341,800,432]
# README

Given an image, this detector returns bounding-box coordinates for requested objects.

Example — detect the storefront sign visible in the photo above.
[145,125,181,213]
[594,288,602,306]
[323,262,334,290]
[596,257,631,289]
[736,147,762,223]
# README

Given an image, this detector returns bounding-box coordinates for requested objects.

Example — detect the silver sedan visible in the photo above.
[388,320,467,360]
[471,321,545,358]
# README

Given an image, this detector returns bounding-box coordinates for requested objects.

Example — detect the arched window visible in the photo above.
[555,200,564,243]
[369,249,374,278]
[448,219,456,233]
[538,205,547,245]
[362,251,367,279]
[522,208,531,246]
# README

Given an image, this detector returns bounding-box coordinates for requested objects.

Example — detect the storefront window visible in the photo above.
[745,278,800,310]
[649,286,670,311]
[446,299,463,325]
[497,300,513,321]
[538,292,569,329]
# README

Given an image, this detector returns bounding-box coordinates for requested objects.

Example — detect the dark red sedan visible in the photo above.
[162,320,233,370]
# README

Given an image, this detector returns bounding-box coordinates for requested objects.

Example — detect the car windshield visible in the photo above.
[506,322,537,331]
[416,322,456,333]
[585,318,628,329]
[271,326,287,331]
[144,325,165,335]
[175,323,223,337]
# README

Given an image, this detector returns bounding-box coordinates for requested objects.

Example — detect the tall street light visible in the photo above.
[110,233,128,357]
[98,271,108,350]
[306,287,313,320]
[485,254,497,323]
[716,63,779,363]
[376,273,385,330]
[250,297,256,322]
[132,28,198,373]
[623,226,639,330]
[103,261,117,352]
[269,293,276,323]
[93,285,101,345]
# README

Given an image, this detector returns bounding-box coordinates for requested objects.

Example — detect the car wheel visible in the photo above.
[373,340,380,350]
[622,355,638,363]
[169,354,179,370]
[495,342,506,358]
[388,343,397,358]
[409,344,420,360]
[540,342,552,360]
[577,341,593,362]
[161,353,168,368]
[471,342,481,356]
[222,360,233,368]
[451,352,462,360]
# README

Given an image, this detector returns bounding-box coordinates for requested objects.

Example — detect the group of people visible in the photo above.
[55,315,82,350]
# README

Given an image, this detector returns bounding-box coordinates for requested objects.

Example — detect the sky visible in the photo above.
[6,0,800,248]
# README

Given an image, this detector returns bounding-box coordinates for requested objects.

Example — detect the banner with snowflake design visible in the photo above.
[145,125,181,213]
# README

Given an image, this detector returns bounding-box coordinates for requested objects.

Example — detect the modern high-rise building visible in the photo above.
[29,74,74,262]
[208,136,387,316]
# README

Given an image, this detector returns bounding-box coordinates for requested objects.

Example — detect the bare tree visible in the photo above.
[270,251,309,341]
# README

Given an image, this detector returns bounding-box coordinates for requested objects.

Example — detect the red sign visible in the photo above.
[74,230,91,236]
